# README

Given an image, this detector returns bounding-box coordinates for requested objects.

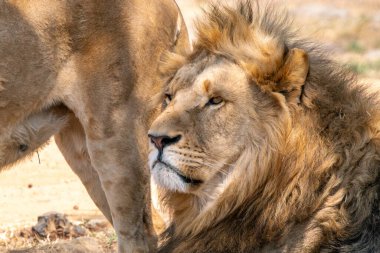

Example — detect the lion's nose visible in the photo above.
[148,134,181,151]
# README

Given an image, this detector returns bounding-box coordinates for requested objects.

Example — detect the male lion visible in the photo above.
[148,1,380,252]
[0,0,188,252]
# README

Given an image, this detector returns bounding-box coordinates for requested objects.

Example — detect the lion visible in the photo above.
[0,0,189,252]
[148,1,380,252]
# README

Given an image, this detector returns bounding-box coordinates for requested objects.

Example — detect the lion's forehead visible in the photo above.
[174,60,248,100]
[173,89,204,109]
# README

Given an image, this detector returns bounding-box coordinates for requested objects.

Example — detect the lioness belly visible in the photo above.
[0,2,59,131]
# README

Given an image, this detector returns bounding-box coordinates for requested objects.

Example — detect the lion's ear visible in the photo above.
[273,48,309,104]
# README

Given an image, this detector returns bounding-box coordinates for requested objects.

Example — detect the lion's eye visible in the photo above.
[164,94,172,105]
[207,96,224,106]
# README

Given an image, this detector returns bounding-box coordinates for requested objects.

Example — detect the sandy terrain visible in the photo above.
[0,141,113,251]
[1,0,379,252]
[0,142,102,228]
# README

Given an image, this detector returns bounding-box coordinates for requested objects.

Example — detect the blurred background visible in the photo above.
[178,0,380,82]
[1,0,379,252]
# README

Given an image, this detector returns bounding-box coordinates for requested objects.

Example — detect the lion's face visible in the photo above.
[148,55,284,193]
[149,40,309,193]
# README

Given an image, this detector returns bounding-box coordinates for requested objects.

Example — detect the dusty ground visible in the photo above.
[0,142,116,252]
[0,143,100,228]
[1,0,379,252]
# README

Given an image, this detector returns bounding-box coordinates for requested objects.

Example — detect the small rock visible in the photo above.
[31,212,87,239]
[27,184,33,189]
[85,219,109,232]
[73,205,79,210]
[32,212,69,239]
[71,225,86,237]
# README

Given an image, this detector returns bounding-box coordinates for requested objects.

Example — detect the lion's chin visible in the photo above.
[151,161,202,192]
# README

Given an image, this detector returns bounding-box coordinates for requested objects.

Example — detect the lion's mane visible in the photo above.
[157,1,380,252]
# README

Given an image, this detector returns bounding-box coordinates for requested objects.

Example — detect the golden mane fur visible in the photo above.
[152,1,380,252]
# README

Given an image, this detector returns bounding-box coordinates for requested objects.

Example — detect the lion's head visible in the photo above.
[148,9,309,194]
[149,47,308,190]
[149,1,380,252]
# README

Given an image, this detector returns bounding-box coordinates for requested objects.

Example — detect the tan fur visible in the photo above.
[0,105,68,169]
[0,1,189,252]
[149,1,380,252]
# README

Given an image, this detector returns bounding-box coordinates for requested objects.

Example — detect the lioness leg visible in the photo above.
[59,92,155,251]
[85,135,154,253]
[54,113,113,223]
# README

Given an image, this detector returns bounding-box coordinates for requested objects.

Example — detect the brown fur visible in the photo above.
[148,1,380,252]
[0,1,189,252]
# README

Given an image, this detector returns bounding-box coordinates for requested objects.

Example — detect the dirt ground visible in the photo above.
[0,142,116,252]
[0,143,101,228]
[1,0,380,252]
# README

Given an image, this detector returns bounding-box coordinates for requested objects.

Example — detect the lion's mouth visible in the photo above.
[154,160,203,185]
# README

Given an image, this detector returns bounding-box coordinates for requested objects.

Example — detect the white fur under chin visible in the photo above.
[149,145,189,192]
[151,162,189,192]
